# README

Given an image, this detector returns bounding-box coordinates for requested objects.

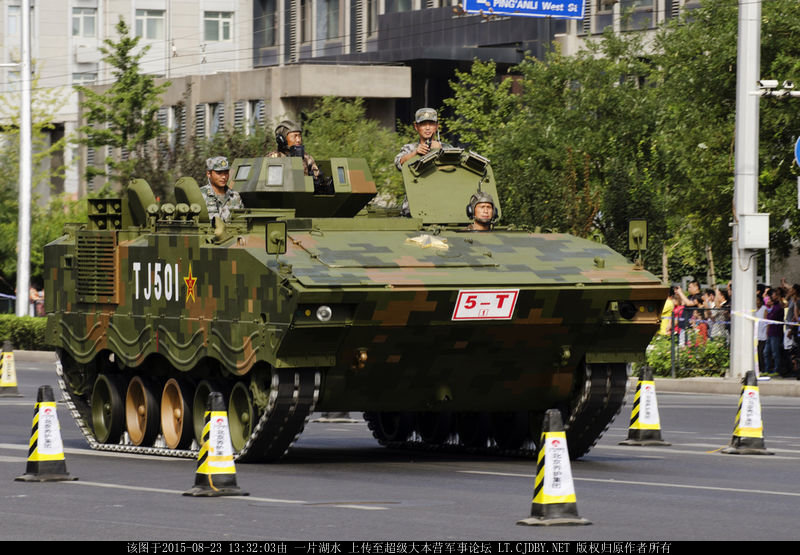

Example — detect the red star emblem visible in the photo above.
[184,264,197,302]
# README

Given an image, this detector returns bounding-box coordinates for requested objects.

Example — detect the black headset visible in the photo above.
[275,129,288,151]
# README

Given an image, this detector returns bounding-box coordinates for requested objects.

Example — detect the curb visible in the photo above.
[12,351,57,363]
[648,376,800,397]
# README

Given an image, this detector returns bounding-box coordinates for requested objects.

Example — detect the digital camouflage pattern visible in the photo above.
[44,149,668,461]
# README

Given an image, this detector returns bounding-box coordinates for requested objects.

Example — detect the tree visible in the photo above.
[76,17,169,189]
[0,72,72,293]
[301,97,404,201]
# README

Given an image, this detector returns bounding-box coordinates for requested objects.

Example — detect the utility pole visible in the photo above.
[729,0,762,377]
[15,0,32,317]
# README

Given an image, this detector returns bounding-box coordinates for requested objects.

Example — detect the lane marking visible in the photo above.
[460,470,800,497]
[56,480,387,510]
[0,443,187,462]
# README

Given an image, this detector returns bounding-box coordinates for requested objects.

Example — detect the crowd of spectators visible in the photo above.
[659,279,731,345]
[755,280,800,378]
[659,278,800,378]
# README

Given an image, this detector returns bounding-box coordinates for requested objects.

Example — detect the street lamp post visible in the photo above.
[14,0,33,317]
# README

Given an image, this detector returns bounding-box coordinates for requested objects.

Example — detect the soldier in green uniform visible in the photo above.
[200,156,244,223]
[394,107,447,170]
[267,120,320,179]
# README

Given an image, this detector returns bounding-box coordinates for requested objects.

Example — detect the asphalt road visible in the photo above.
[2,357,800,542]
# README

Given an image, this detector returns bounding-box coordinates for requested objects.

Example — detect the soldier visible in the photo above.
[394,107,448,170]
[267,120,320,179]
[466,191,497,232]
[200,156,243,224]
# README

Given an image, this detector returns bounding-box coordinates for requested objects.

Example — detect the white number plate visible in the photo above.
[452,289,519,321]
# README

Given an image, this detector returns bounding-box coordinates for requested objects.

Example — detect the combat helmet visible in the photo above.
[466,191,497,223]
[275,120,302,152]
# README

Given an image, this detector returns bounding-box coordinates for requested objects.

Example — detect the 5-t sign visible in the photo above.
[452,289,519,320]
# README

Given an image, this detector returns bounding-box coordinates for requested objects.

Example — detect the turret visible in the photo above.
[229,157,377,218]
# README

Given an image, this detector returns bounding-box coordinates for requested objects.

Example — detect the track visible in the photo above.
[363,362,628,459]
[55,357,320,462]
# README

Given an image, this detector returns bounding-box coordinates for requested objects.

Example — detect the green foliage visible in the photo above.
[643,335,729,378]
[0,195,87,292]
[0,315,49,351]
[76,17,169,187]
[0,70,74,293]
[444,60,516,158]
[302,97,404,201]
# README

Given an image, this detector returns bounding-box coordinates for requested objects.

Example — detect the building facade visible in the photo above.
[1,0,696,198]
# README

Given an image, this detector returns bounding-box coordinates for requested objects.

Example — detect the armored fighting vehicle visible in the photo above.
[44,149,667,461]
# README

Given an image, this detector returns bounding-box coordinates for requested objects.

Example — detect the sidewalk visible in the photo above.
[13,350,800,397]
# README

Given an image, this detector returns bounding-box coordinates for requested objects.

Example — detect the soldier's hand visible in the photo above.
[416,143,430,156]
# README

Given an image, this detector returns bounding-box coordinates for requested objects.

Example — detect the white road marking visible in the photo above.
[459,470,800,497]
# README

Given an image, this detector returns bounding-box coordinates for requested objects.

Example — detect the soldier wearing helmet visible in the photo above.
[466,191,497,232]
[267,119,320,179]
[394,107,449,170]
[200,155,243,223]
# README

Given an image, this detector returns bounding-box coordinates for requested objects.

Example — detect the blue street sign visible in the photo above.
[463,0,585,19]
[795,136,800,167]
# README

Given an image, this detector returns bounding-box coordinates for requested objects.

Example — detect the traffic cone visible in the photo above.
[0,341,22,397]
[517,409,591,526]
[619,366,670,446]
[15,385,78,482]
[722,371,773,455]
[183,391,248,497]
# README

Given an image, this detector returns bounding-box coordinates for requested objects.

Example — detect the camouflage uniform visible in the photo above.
[266,150,320,179]
[202,155,243,223]
[200,183,243,224]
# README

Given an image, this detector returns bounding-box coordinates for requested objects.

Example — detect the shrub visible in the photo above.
[0,315,50,351]
[642,334,728,378]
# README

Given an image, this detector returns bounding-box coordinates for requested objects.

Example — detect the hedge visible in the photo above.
[0,315,51,351]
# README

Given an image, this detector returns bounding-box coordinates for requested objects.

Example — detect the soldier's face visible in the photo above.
[474,202,493,222]
[207,169,230,190]
[415,121,437,140]
[286,131,303,147]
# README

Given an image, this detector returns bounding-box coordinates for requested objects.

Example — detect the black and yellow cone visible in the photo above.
[517,409,590,526]
[15,385,78,482]
[183,391,248,497]
[0,341,22,398]
[619,366,670,446]
[722,371,773,455]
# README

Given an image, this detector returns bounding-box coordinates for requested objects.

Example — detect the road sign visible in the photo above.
[795,136,800,167]
[463,0,586,19]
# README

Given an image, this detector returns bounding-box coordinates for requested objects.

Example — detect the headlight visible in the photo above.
[315,305,333,322]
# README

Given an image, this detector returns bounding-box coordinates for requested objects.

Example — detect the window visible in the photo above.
[136,9,165,40]
[209,103,224,135]
[72,7,97,38]
[301,0,312,44]
[326,0,340,40]
[259,0,277,47]
[385,0,412,13]
[204,12,233,42]
[7,6,20,36]
[72,72,98,85]
[248,100,265,135]
[367,0,379,35]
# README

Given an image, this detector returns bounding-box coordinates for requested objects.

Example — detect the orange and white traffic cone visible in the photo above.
[517,409,590,526]
[619,367,670,446]
[15,385,78,482]
[184,391,248,497]
[722,371,773,455]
